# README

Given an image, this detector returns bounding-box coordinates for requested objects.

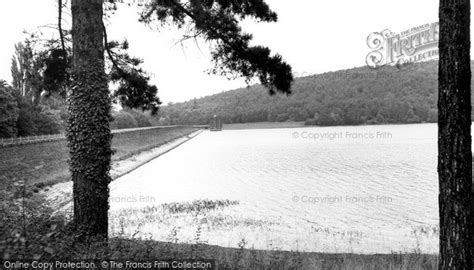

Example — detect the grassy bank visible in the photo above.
[107,240,438,270]
[0,126,198,193]
[109,200,438,269]
[223,122,305,130]
[1,195,438,270]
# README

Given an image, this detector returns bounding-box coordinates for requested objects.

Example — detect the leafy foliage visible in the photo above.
[0,80,64,138]
[0,84,19,137]
[15,95,62,137]
[139,0,293,94]
[110,110,139,130]
[107,41,162,114]
[12,32,161,114]
[10,40,45,103]
[156,61,451,126]
[43,48,71,97]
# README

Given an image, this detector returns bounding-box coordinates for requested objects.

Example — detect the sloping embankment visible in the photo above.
[42,130,203,215]
[0,126,200,193]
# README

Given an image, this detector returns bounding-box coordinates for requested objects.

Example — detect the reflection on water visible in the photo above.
[110,123,440,254]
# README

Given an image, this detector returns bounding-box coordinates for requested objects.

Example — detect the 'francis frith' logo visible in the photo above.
[366,22,439,69]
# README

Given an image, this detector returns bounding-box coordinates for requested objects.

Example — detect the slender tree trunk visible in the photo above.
[438,0,473,268]
[68,0,112,239]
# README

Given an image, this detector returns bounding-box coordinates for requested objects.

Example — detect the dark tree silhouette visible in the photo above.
[438,0,473,268]
[139,0,293,95]
[68,0,293,238]
[69,0,112,239]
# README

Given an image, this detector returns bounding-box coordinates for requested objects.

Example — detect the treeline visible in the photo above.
[0,30,163,138]
[157,61,473,126]
[110,109,162,130]
[0,82,63,138]
[0,81,161,138]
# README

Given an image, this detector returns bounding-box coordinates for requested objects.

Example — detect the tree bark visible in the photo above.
[438,0,473,269]
[68,0,112,239]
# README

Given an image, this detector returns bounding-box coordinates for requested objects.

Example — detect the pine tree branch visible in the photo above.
[101,20,126,76]
[170,1,240,52]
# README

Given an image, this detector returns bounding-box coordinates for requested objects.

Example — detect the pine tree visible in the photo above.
[69,0,112,238]
[438,0,473,268]
[68,0,293,238]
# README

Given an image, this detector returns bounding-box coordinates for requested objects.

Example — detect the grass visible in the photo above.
[0,191,439,269]
[109,200,438,269]
[0,195,439,270]
[110,240,438,270]
[0,126,198,194]
[111,127,198,161]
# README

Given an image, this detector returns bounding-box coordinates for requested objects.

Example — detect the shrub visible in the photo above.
[304,118,318,126]
[128,110,152,127]
[15,96,61,136]
[111,111,138,130]
[275,113,289,122]
[16,103,39,136]
[0,87,19,138]
[35,110,62,135]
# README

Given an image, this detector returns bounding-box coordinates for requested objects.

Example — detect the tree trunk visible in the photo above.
[68,0,112,239]
[438,0,473,269]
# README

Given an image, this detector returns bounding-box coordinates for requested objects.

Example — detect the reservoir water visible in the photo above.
[109,123,440,254]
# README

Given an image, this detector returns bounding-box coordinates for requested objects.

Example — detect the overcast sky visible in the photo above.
[0,0,462,103]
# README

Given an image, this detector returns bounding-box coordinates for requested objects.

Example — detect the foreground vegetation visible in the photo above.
[1,191,438,270]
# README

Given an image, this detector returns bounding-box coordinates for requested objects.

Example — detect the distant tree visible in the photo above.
[155,62,449,126]
[11,43,28,96]
[438,0,473,269]
[10,57,21,91]
[15,98,39,136]
[110,110,138,130]
[10,37,66,105]
[15,29,161,112]
[0,83,19,138]
[14,94,62,137]
[10,42,42,100]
